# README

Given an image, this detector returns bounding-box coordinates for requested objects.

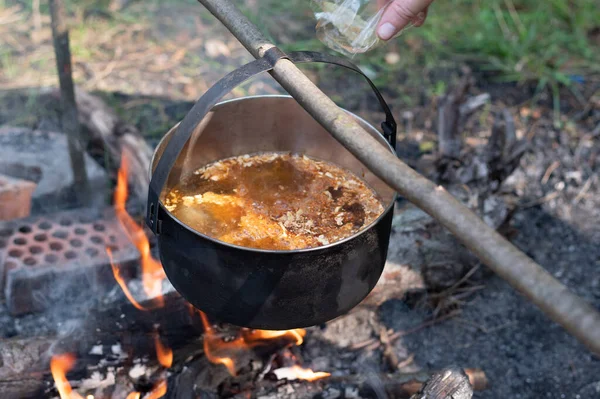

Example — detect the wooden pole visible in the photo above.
[49,0,90,205]
[196,0,600,355]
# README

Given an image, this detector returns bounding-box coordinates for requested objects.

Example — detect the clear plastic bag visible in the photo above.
[311,0,408,57]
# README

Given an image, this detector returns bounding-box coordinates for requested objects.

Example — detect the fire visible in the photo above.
[274,365,331,382]
[50,354,83,399]
[242,328,305,346]
[145,380,167,399]
[110,156,166,309]
[102,154,326,393]
[199,311,237,375]
[198,310,310,377]
[154,332,173,368]
[107,248,146,311]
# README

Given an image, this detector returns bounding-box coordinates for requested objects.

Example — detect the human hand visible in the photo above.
[376,0,434,40]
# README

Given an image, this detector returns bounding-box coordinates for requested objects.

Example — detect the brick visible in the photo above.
[0,127,108,211]
[0,174,37,221]
[0,208,141,315]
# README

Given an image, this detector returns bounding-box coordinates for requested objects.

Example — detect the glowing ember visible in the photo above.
[154,333,173,368]
[50,353,83,399]
[273,365,331,382]
[110,156,166,309]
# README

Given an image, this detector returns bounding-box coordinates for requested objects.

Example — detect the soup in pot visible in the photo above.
[164,153,384,250]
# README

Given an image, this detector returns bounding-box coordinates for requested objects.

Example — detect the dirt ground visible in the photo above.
[1,1,599,398]
[298,123,600,398]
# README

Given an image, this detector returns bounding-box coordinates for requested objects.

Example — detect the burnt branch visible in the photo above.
[47,88,154,203]
[437,77,471,159]
[49,0,90,205]
[410,367,474,399]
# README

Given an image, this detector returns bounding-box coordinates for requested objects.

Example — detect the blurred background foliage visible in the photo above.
[0,0,598,136]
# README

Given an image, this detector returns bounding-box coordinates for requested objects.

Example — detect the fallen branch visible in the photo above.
[324,368,486,398]
[197,0,600,355]
[72,88,153,202]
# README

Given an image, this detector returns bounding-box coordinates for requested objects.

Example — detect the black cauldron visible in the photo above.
[146,50,397,329]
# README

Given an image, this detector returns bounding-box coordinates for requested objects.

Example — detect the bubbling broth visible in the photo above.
[164,153,385,250]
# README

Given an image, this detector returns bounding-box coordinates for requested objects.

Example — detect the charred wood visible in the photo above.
[49,0,91,206]
[47,88,154,203]
[410,367,474,399]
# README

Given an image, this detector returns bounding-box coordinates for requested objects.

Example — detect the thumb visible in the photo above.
[377,0,433,41]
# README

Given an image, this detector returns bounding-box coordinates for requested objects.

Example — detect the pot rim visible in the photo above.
[152,94,397,254]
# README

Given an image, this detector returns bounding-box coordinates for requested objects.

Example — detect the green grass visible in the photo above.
[413,0,599,88]
[4,0,598,116]
[246,0,598,84]
[240,0,599,118]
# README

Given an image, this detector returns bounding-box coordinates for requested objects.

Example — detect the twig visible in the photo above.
[356,310,462,351]
[379,327,400,370]
[572,176,595,205]
[389,310,462,342]
[541,161,560,185]
[396,354,415,369]
[521,191,561,208]
[429,265,481,300]
[196,0,600,356]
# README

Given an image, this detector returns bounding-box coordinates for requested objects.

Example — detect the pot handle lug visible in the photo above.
[147,48,397,235]
[287,51,397,149]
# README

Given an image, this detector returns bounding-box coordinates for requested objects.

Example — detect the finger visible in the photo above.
[411,5,428,27]
[377,0,434,40]
[377,0,389,8]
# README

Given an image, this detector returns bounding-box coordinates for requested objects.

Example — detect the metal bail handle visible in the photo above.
[146,47,397,235]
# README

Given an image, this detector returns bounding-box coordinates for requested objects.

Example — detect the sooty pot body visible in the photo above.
[157,204,393,329]
[151,96,396,329]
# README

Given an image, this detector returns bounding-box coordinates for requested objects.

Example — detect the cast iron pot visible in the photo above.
[146,50,397,329]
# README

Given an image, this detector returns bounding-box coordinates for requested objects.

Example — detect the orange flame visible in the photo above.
[242,328,305,346]
[145,380,167,399]
[198,310,307,376]
[154,333,173,368]
[110,156,166,309]
[199,311,237,375]
[275,365,331,382]
[50,354,83,399]
[107,248,146,311]
[126,393,141,399]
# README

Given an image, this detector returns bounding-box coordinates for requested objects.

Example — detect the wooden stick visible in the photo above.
[49,0,91,205]
[196,0,600,355]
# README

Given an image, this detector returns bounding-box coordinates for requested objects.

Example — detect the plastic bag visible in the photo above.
[311,0,408,57]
